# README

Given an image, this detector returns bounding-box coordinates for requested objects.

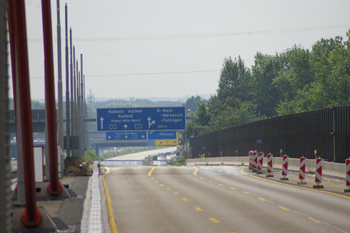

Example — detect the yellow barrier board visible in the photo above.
[155,140,167,146]
[167,139,178,145]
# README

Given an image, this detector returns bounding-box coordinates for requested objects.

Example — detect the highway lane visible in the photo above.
[105,165,350,233]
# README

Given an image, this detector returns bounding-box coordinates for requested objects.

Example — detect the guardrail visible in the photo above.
[186,156,346,178]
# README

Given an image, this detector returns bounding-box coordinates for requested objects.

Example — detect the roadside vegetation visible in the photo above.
[183,30,350,138]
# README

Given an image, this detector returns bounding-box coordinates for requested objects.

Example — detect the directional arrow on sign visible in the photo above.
[124,124,128,129]
[108,136,111,139]
[147,117,155,128]
[125,136,128,139]
[100,117,104,129]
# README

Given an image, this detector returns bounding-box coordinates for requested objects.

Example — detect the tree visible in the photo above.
[183,95,202,113]
[251,52,283,117]
[273,46,313,103]
[217,56,252,108]
[289,32,350,112]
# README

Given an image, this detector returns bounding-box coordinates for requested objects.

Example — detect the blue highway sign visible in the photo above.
[106,131,147,141]
[148,130,177,139]
[148,140,155,146]
[97,107,186,131]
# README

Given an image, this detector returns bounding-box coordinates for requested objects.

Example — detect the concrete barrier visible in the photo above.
[186,156,346,179]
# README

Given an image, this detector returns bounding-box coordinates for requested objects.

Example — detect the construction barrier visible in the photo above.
[253,151,258,171]
[281,155,289,180]
[297,157,306,185]
[257,152,264,174]
[249,151,254,170]
[313,158,324,188]
[345,159,350,193]
[266,153,273,177]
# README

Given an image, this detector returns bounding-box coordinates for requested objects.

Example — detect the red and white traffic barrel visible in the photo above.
[266,153,274,177]
[345,159,350,193]
[297,157,307,185]
[313,158,324,188]
[280,155,289,180]
[257,152,264,174]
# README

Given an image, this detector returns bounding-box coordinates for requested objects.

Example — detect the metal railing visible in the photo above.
[190,106,350,163]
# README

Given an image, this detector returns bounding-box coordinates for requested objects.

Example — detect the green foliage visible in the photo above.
[183,95,202,113]
[191,30,350,136]
[83,149,101,161]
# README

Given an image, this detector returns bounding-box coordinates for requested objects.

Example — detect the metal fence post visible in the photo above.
[0,0,11,231]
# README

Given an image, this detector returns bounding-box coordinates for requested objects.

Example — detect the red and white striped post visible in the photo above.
[344,159,350,193]
[266,153,273,177]
[281,155,289,180]
[297,157,307,185]
[313,158,324,188]
[257,152,264,174]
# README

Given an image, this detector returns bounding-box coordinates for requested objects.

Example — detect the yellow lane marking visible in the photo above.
[148,167,155,176]
[230,187,236,190]
[173,192,179,194]
[241,167,248,174]
[258,198,266,201]
[194,206,202,211]
[243,191,250,195]
[182,197,189,201]
[248,172,350,200]
[160,184,164,186]
[309,217,321,223]
[218,184,224,186]
[209,218,220,223]
[151,177,154,180]
[102,176,118,233]
[155,181,159,183]
[200,177,204,179]
[104,167,111,176]
[279,206,290,211]
[166,187,171,190]
[209,180,213,183]
[193,167,198,176]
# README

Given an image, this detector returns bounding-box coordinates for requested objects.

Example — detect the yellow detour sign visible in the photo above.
[154,139,178,146]
[155,140,167,146]
[168,139,178,145]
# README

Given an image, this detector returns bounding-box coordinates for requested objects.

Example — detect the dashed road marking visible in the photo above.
[182,197,189,201]
[309,217,321,223]
[148,167,155,176]
[258,198,266,201]
[279,206,290,211]
[194,206,202,211]
[209,218,219,223]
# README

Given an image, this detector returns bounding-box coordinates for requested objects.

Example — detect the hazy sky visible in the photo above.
[10,0,350,101]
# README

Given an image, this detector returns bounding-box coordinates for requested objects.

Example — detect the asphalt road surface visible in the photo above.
[105,166,350,233]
